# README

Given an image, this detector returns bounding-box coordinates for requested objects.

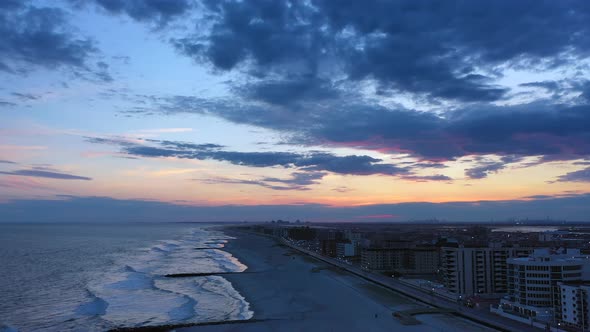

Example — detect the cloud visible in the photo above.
[0,4,111,80]
[0,160,17,164]
[237,76,341,106]
[73,0,193,26]
[201,171,326,191]
[119,1,586,168]
[402,174,452,182]
[1,193,590,222]
[132,95,590,163]
[463,155,525,179]
[86,136,415,177]
[262,171,326,186]
[465,162,505,179]
[11,92,41,101]
[0,101,17,107]
[556,167,590,183]
[172,0,590,103]
[0,169,92,180]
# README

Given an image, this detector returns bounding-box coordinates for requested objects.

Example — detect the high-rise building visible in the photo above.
[558,281,590,330]
[336,241,357,258]
[494,249,590,323]
[441,245,533,296]
[361,245,439,274]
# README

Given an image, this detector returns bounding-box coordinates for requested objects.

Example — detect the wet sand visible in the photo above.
[179,231,497,332]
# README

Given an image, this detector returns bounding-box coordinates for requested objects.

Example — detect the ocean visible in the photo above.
[0,223,253,332]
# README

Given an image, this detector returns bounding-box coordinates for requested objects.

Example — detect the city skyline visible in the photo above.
[1,0,590,221]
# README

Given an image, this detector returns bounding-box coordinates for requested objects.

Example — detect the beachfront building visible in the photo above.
[336,241,357,258]
[441,244,534,296]
[558,281,590,330]
[493,248,590,325]
[361,245,439,275]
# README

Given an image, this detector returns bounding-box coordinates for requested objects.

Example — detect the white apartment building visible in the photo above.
[494,248,590,324]
[336,242,357,257]
[441,245,533,296]
[558,282,590,330]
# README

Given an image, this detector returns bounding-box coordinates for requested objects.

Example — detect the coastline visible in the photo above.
[178,229,498,332]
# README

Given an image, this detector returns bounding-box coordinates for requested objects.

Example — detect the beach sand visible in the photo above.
[179,231,497,332]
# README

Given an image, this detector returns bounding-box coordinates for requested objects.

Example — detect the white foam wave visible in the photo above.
[82,227,251,328]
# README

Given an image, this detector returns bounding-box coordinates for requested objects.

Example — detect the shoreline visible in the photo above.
[177,228,499,332]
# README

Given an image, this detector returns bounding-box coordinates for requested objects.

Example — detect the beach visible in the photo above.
[179,230,497,332]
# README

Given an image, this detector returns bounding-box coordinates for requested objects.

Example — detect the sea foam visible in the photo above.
[78,227,252,328]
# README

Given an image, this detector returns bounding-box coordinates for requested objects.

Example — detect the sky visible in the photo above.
[1,0,590,222]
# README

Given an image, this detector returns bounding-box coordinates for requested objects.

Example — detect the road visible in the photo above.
[279,238,544,332]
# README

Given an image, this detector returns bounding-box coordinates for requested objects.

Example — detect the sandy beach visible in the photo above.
[179,231,498,332]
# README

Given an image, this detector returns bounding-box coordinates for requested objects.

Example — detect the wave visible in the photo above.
[75,292,108,316]
[80,227,252,329]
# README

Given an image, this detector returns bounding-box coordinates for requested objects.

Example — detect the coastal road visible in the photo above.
[280,238,543,332]
[180,231,497,332]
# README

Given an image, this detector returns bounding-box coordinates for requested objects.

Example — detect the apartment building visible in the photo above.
[441,244,534,296]
[495,248,590,323]
[558,281,590,330]
[361,245,439,274]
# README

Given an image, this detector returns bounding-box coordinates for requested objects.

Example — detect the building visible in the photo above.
[494,248,590,324]
[336,241,357,258]
[344,230,363,242]
[361,245,439,275]
[558,281,590,330]
[441,244,534,296]
[319,239,338,257]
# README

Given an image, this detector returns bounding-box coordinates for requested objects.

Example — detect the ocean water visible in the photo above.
[491,226,559,233]
[0,223,253,332]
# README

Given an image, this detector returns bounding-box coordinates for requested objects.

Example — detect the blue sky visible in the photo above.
[1,0,590,222]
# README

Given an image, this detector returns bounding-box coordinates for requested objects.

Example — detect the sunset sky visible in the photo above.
[1,0,590,222]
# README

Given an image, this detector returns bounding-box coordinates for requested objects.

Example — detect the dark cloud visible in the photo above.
[402,174,452,182]
[2,193,590,222]
[87,136,454,179]
[145,1,590,168]
[0,0,26,10]
[260,171,326,186]
[202,171,326,191]
[0,100,17,107]
[464,156,523,179]
[237,76,340,106]
[120,1,590,166]
[0,169,92,180]
[295,153,407,175]
[0,160,17,164]
[519,81,561,91]
[409,162,448,169]
[556,167,590,183]
[580,81,590,103]
[74,0,193,26]
[11,92,40,101]
[137,95,590,163]
[0,4,110,80]
[173,0,590,103]
[93,61,113,82]
[519,80,590,102]
[465,162,505,179]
